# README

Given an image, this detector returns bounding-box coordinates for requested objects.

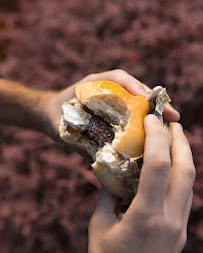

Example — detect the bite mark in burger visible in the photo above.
[59,80,151,198]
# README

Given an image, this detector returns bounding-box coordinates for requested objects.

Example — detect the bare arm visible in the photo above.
[0,78,56,133]
[0,70,180,141]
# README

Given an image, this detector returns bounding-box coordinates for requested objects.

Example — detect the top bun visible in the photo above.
[59,80,150,198]
[75,80,150,158]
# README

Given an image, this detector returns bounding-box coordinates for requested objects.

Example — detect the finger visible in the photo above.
[142,83,180,122]
[166,123,196,216]
[81,70,148,97]
[142,83,151,93]
[135,114,171,210]
[163,104,180,122]
[142,82,180,121]
[88,187,118,251]
[78,70,180,122]
[172,192,193,253]
[82,71,180,120]
[109,70,148,97]
[96,187,118,213]
[91,187,118,230]
[128,81,180,122]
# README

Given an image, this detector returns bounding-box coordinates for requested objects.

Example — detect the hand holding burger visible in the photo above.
[43,69,179,142]
[59,80,151,198]
[59,76,174,202]
[88,120,195,253]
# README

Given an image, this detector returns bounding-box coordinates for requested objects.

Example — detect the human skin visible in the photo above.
[88,118,195,253]
[0,70,190,252]
[0,69,180,141]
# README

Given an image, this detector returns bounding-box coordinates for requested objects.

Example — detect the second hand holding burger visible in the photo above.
[59,80,170,203]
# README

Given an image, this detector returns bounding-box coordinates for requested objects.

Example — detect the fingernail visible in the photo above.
[147,114,160,123]
[173,123,183,132]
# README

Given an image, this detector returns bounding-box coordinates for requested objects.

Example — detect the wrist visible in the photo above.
[36,90,61,140]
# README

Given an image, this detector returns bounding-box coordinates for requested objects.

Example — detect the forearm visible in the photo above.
[0,78,57,133]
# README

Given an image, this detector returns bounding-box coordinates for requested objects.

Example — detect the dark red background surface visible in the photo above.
[0,0,202,252]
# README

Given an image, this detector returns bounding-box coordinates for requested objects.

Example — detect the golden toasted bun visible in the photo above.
[92,161,124,197]
[75,80,150,158]
[59,80,150,198]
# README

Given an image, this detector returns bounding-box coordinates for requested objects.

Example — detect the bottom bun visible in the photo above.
[92,161,124,198]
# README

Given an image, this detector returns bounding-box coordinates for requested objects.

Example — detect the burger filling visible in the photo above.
[62,102,115,147]
[86,115,115,145]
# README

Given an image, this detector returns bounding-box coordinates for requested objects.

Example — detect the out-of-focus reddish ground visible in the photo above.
[0,0,202,252]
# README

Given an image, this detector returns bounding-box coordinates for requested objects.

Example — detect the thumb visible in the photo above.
[91,187,118,230]
[96,187,118,213]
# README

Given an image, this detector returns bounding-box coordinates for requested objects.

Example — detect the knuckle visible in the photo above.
[86,73,95,79]
[153,159,171,169]
[135,212,165,237]
[143,158,170,181]
[129,205,151,218]
[167,221,182,240]
[150,159,171,173]
[149,216,164,232]
[112,69,127,77]
[145,217,164,236]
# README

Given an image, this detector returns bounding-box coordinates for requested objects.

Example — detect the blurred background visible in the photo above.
[0,0,202,252]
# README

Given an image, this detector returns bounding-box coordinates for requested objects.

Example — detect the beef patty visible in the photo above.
[86,115,115,146]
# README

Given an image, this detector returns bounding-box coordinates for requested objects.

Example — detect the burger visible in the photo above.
[59,80,169,200]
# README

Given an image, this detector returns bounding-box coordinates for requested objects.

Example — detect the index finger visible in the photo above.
[81,69,148,97]
[79,70,180,122]
[129,114,171,212]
